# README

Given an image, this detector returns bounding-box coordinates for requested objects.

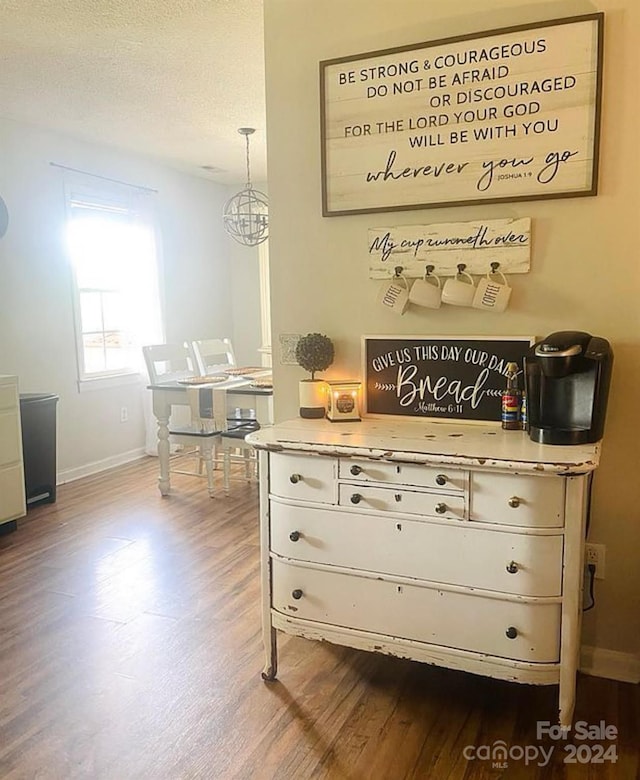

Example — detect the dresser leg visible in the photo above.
[558,475,589,730]
[261,628,278,682]
[558,677,576,731]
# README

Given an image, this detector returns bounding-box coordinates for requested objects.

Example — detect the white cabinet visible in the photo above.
[0,375,26,530]
[248,418,599,729]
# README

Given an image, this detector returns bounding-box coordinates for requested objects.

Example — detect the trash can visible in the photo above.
[19,393,59,507]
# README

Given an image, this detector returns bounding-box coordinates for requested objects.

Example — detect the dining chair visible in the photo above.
[194,386,260,494]
[192,337,261,424]
[143,342,198,384]
[191,338,236,376]
[142,343,222,496]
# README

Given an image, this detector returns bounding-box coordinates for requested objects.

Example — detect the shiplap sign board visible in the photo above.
[321,14,603,215]
[368,217,530,278]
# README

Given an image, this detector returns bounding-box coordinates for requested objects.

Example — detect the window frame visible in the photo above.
[64,177,163,390]
[258,240,272,367]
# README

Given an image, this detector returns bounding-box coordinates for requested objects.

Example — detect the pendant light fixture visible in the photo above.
[223,127,268,247]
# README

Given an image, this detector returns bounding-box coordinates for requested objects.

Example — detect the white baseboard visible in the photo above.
[57,447,147,484]
[580,646,640,684]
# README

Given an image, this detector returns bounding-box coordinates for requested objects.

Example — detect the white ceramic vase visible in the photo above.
[299,379,327,419]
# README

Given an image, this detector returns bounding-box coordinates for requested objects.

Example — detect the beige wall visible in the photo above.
[264,0,639,658]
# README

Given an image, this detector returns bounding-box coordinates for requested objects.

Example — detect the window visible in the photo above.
[65,180,162,385]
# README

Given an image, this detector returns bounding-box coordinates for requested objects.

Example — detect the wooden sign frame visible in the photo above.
[321,14,604,216]
[362,335,535,423]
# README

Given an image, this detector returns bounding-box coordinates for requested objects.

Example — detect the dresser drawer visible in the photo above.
[0,411,22,467]
[470,473,565,528]
[339,459,467,492]
[272,559,561,663]
[0,463,26,522]
[270,453,337,504]
[0,382,18,411]
[338,483,465,520]
[270,501,563,597]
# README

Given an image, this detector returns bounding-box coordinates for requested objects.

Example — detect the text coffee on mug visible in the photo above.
[472,271,512,313]
[378,276,409,314]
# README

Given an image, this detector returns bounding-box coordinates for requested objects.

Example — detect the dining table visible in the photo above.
[147,372,273,496]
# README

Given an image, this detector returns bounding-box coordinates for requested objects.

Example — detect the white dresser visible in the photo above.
[0,375,26,532]
[247,417,601,729]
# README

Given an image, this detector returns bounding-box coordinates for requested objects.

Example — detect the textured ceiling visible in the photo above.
[0,0,266,184]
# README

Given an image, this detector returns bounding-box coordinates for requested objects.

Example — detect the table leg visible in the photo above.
[203,441,216,498]
[156,412,171,496]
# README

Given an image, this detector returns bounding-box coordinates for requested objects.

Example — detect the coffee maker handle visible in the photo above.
[534,344,582,358]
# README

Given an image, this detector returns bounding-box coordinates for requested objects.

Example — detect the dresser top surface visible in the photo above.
[247,418,600,474]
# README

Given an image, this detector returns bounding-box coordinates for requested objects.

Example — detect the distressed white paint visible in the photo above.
[272,557,561,662]
[272,612,561,684]
[249,418,600,727]
[249,417,599,476]
[368,217,531,278]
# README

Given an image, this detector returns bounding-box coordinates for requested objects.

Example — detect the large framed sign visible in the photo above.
[363,335,534,422]
[321,14,603,215]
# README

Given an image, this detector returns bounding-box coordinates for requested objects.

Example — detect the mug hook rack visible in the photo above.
[377,259,517,281]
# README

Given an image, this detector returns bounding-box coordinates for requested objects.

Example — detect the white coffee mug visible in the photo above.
[472,270,512,313]
[441,271,476,307]
[378,275,409,314]
[409,272,442,309]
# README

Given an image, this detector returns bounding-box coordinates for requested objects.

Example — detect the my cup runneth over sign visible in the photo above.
[320,14,603,215]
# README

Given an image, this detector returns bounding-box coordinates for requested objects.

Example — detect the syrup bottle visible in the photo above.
[501,362,522,430]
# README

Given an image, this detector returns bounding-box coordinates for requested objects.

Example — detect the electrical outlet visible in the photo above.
[120,406,129,423]
[585,543,606,579]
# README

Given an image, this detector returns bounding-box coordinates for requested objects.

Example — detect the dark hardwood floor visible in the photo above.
[0,458,638,780]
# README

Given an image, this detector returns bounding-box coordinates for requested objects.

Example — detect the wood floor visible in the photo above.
[0,458,638,780]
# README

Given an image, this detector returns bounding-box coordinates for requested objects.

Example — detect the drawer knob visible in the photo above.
[508,496,521,509]
[506,561,519,574]
[289,473,302,484]
[350,493,362,504]
[436,474,448,486]
[435,502,447,514]
[291,589,303,600]
[505,626,518,639]
[289,531,301,542]
[350,464,362,476]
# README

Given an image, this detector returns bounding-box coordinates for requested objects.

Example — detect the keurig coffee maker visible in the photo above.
[524,331,613,445]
